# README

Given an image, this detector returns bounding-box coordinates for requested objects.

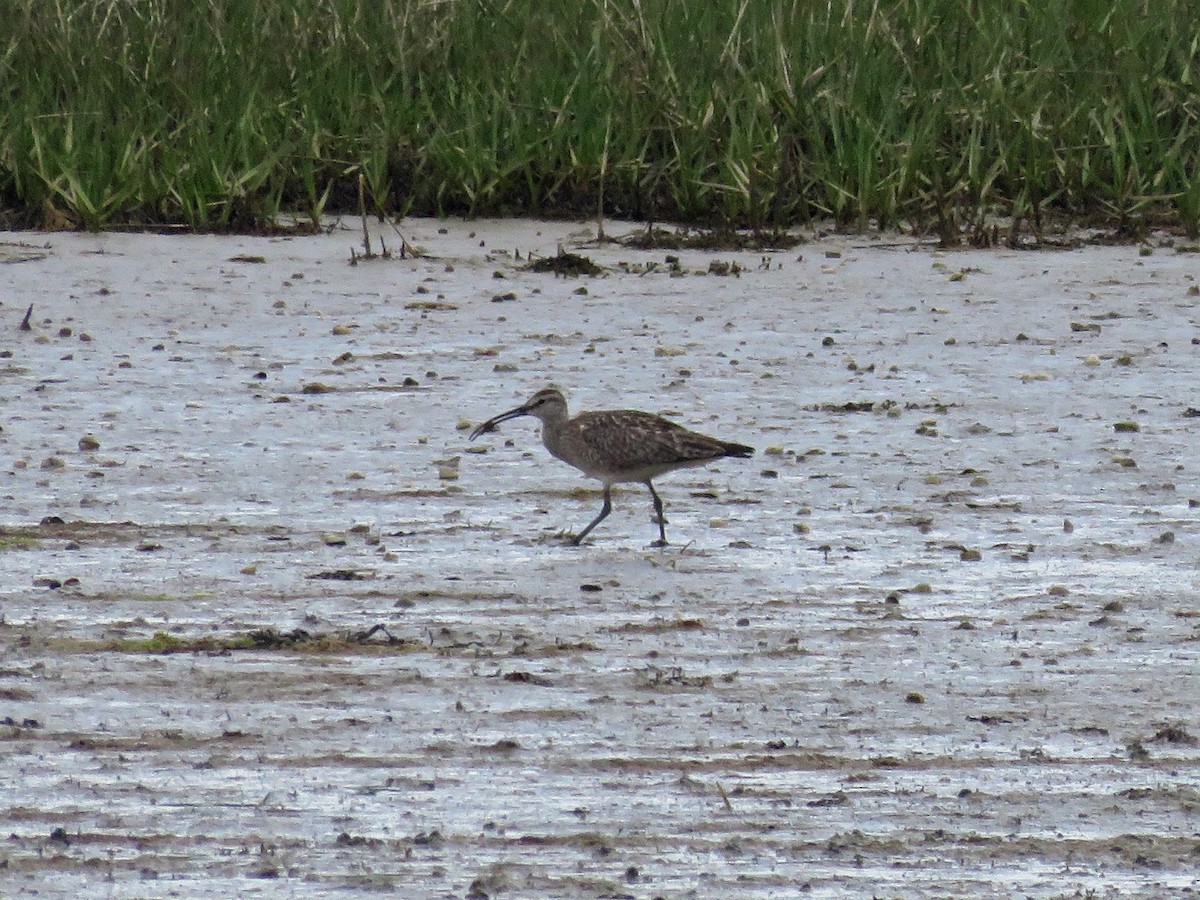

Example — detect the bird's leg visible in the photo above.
[570,485,612,545]
[646,481,668,546]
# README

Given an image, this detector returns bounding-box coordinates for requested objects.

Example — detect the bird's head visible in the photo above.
[469,387,568,439]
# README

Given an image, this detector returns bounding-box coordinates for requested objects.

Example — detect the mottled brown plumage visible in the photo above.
[469,388,753,545]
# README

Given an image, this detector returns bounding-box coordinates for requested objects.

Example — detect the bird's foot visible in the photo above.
[650,538,669,548]
[542,528,586,546]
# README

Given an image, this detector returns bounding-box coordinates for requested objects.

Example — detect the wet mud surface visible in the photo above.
[1,222,1198,897]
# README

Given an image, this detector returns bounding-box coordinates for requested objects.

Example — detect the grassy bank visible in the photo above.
[2,0,1197,237]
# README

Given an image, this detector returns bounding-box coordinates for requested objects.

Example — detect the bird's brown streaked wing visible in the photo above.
[574,410,730,468]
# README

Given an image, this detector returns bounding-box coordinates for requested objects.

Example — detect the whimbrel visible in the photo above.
[469,388,754,545]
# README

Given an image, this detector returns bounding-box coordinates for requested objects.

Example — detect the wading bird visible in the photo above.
[469,388,754,545]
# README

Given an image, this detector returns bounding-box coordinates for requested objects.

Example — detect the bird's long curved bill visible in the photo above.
[468,404,530,441]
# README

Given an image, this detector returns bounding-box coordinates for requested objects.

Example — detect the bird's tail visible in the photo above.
[722,441,754,458]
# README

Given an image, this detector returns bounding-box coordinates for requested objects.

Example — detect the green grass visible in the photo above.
[0,528,41,549]
[1,0,1197,237]
[0,530,39,551]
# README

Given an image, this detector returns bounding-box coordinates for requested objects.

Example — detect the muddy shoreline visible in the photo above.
[1,221,1197,897]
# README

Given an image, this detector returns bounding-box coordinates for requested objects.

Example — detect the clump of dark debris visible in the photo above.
[620,225,803,251]
[1150,723,1197,745]
[249,624,406,648]
[525,250,603,276]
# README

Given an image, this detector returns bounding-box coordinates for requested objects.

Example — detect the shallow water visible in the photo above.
[0,222,1197,897]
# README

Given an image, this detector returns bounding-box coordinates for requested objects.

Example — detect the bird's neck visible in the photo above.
[538,414,572,460]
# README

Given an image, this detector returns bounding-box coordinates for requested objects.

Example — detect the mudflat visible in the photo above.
[0,221,1196,898]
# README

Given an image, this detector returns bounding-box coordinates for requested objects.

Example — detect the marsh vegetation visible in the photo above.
[3,0,1198,238]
